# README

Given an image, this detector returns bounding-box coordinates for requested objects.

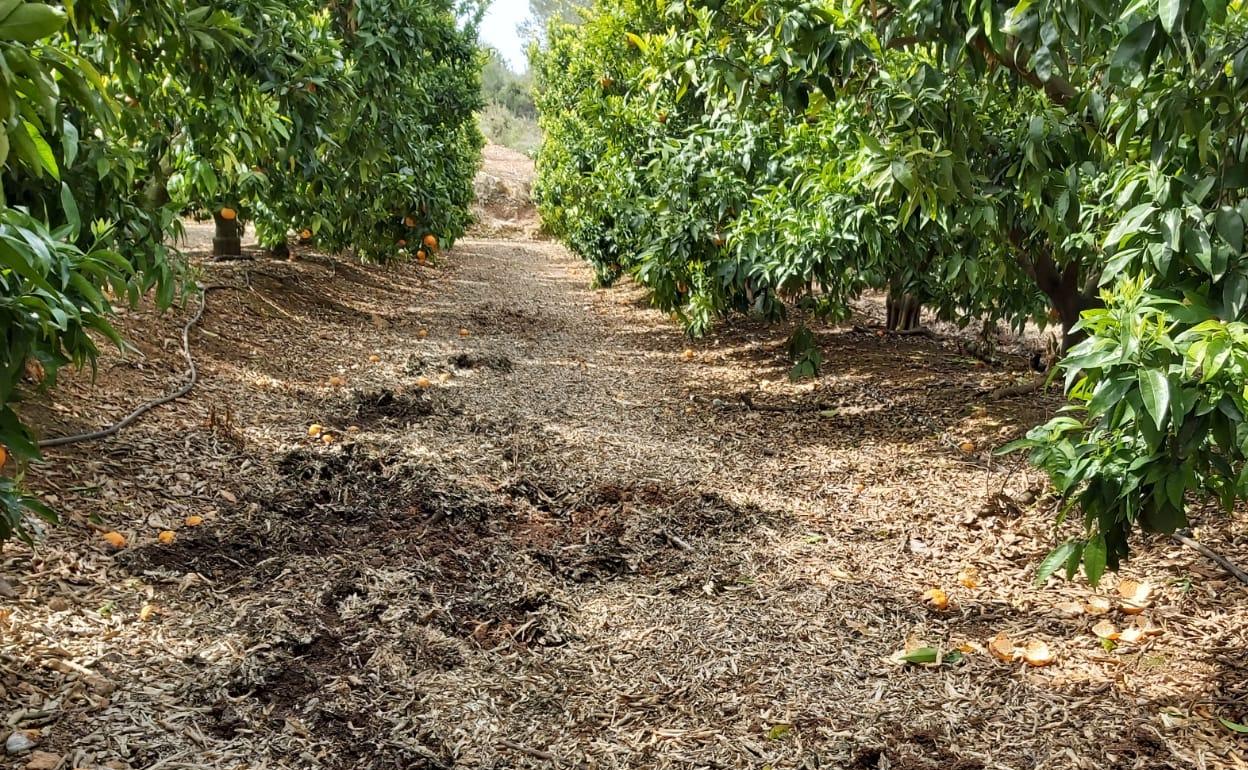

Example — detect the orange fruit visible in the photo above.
[1092,619,1120,640]
[184,515,204,527]
[417,329,429,339]
[956,567,980,589]
[300,228,313,239]
[958,441,976,454]
[422,234,438,250]
[1117,580,1152,614]
[416,376,432,389]
[102,531,127,549]
[458,328,470,338]
[328,376,345,387]
[220,207,237,221]
[1022,640,1056,667]
[0,445,7,467]
[416,249,427,264]
[404,215,417,227]
[988,632,1017,662]
[398,239,407,248]
[322,433,335,444]
[681,349,695,361]
[139,604,157,622]
[347,425,360,433]
[921,588,949,611]
[306,82,317,93]
[157,530,176,544]
[369,354,381,363]
[308,424,323,437]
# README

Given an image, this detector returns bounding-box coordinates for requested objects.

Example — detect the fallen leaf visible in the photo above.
[1055,601,1085,617]
[220,490,238,504]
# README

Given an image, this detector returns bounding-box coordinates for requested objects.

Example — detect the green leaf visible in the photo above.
[1083,535,1108,586]
[1035,541,1078,586]
[1158,0,1183,34]
[1138,368,1170,431]
[1215,207,1244,252]
[59,183,80,239]
[900,647,963,666]
[0,3,65,42]
[1219,718,1248,734]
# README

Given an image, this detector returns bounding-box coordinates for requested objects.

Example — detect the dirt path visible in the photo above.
[1,146,1245,770]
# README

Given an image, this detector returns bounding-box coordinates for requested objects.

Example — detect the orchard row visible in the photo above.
[0,0,484,539]
[532,0,1248,579]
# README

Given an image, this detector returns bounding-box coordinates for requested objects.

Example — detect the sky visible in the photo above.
[480,1,532,72]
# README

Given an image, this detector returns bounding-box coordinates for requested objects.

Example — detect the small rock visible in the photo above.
[6,730,39,754]
[24,750,61,770]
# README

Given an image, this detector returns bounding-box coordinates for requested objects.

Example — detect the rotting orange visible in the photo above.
[957,567,980,589]
[1092,619,1120,640]
[1022,640,1056,667]
[988,632,1017,662]
[921,588,949,611]
[1117,580,1152,614]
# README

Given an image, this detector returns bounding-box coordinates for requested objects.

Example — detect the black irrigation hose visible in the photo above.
[37,285,216,450]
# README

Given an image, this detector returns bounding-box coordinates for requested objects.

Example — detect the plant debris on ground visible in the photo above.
[1,147,1245,770]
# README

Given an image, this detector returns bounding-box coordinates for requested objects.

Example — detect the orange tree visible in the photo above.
[0,0,483,541]
[535,0,1248,580]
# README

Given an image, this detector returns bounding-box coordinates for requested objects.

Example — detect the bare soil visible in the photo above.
[1,146,1246,770]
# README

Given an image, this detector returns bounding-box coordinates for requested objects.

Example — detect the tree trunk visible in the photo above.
[213,212,242,259]
[1025,249,1099,351]
[886,288,923,331]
